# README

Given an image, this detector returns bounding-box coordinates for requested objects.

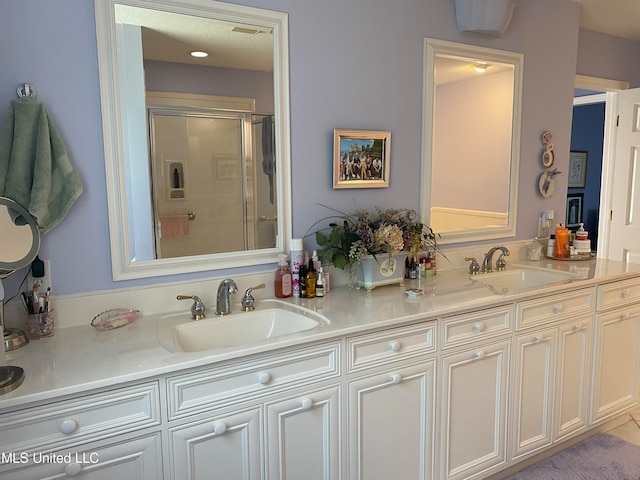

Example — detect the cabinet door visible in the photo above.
[554,320,592,441]
[510,328,556,460]
[265,385,341,480]
[591,308,640,424]
[440,340,510,480]
[348,360,436,480]
[0,433,162,480]
[169,407,262,480]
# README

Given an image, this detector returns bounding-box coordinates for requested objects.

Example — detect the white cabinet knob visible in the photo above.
[59,419,78,434]
[474,351,485,360]
[213,422,228,435]
[257,371,272,385]
[391,374,402,384]
[620,312,630,321]
[64,463,82,477]
[621,289,631,298]
[472,322,486,333]
[300,397,314,410]
[553,304,563,313]
[573,323,584,332]
[389,340,401,352]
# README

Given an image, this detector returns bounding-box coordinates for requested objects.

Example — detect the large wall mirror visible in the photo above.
[421,38,523,244]
[94,0,291,280]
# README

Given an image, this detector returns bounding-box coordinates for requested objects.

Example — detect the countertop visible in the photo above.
[1,258,639,412]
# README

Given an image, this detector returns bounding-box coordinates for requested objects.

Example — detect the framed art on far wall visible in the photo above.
[333,129,390,189]
[568,151,588,188]
[566,193,584,228]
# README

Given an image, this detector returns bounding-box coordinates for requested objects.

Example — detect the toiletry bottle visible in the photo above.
[316,266,325,297]
[305,257,317,298]
[547,234,555,258]
[290,239,304,297]
[274,254,292,298]
[554,224,570,258]
[299,261,308,299]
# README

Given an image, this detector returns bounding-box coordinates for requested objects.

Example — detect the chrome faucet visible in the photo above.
[240,284,266,312]
[481,246,510,273]
[215,279,238,315]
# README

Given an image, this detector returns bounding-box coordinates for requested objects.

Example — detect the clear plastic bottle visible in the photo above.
[274,254,292,298]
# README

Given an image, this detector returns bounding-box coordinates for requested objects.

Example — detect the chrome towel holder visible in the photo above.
[16,83,37,99]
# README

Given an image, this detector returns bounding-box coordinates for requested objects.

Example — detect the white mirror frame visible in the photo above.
[94,0,291,280]
[421,38,523,244]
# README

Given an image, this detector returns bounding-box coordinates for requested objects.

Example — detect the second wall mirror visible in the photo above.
[421,38,523,244]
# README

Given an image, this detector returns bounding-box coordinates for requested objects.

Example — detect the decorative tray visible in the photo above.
[91,308,140,331]
[545,254,595,262]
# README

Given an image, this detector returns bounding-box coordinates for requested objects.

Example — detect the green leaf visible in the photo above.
[316,231,328,246]
[332,252,347,270]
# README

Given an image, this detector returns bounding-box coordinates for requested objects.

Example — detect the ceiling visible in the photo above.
[114,1,640,75]
[573,0,640,42]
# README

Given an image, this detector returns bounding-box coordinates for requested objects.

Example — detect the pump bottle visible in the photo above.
[274,254,293,298]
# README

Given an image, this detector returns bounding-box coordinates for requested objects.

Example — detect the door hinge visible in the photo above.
[610,210,614,221]
[617,115,620,127]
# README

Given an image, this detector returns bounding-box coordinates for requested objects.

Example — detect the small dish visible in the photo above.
[541,149,554,168]
[405,288,423,297]
[538,171,556,198]
[91,308,140,331]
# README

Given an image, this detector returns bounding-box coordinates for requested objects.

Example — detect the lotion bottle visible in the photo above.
[274,254,293,298]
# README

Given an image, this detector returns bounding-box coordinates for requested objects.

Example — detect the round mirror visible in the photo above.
[0,197,40,276]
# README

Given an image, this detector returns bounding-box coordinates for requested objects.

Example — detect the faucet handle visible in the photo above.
[241,284,266,312]
[465,257,480,275]
[177,295,206,320]
[496,254,507,271]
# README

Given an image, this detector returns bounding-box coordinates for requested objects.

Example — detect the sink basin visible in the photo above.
[158,300,329,352]
[471,266,580,293]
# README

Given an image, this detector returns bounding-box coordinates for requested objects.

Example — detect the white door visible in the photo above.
[603,87,640,262]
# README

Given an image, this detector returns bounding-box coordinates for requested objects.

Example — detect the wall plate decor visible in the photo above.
[333,129,390,189]
[541,130,555,168]
[538,168,561,198]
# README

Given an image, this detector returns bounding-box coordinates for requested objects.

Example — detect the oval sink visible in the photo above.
[471,266,581,293]
[158,300,329,352]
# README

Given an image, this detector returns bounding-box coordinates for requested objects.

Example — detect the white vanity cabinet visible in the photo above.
[439,306,513,480]
[346,322,437,480]
[590,279,640,424]
[510,288,595,460]
[0,382,162,479]
[165,341,341,480]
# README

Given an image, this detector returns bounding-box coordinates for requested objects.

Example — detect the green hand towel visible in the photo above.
[0,97,83,233]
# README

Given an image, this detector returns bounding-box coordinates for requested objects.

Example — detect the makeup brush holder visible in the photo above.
[26,311,54,339]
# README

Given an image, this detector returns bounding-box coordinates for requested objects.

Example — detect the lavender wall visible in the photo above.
[0,0,638,296]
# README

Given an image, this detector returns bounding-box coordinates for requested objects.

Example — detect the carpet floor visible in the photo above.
[506,433,640,479]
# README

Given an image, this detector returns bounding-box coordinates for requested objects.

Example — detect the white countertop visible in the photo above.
[1,258,639,412]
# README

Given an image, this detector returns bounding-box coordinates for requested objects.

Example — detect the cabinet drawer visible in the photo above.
[167,342,340,420]
[441,305,512,349]
[346,322,436,373]
[597,278,640,311]
[0,382,160,455]
[516,288,595,330]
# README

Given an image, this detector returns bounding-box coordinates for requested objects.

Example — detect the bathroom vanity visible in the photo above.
[1,258,639,480]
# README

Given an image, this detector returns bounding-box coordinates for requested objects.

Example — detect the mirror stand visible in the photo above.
[0,274,29,352]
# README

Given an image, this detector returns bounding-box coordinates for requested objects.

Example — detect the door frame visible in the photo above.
[573,75,630,258]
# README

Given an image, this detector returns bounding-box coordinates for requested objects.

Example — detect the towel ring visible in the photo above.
[16,84,37,99]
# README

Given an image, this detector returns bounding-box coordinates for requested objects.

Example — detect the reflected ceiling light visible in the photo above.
[190,51,209,58]
[473,63,488,73]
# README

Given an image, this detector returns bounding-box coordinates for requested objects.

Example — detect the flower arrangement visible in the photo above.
[306,205,443,272]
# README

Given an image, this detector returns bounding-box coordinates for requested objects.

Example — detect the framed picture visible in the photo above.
[566,193,584,228]
[568,151,588,188]
[333,129,390,189]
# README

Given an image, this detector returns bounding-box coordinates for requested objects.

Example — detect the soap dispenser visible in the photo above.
[274,254,292,298]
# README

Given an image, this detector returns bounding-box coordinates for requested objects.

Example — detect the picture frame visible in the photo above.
[568,151,588,188]
[333,129,390,189]
[566,193,584,228]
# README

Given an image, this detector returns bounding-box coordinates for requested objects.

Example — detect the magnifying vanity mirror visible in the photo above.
[0,196,40,353]
[94,0,291,280]
[421,38,523,244]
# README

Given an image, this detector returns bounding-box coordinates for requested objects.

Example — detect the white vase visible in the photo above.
[354,252,408,293]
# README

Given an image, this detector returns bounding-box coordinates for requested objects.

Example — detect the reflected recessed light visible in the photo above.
[190,51,209,58]
[473,62,488,73]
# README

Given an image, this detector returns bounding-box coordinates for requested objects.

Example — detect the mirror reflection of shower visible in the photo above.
[148,109,277,259]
